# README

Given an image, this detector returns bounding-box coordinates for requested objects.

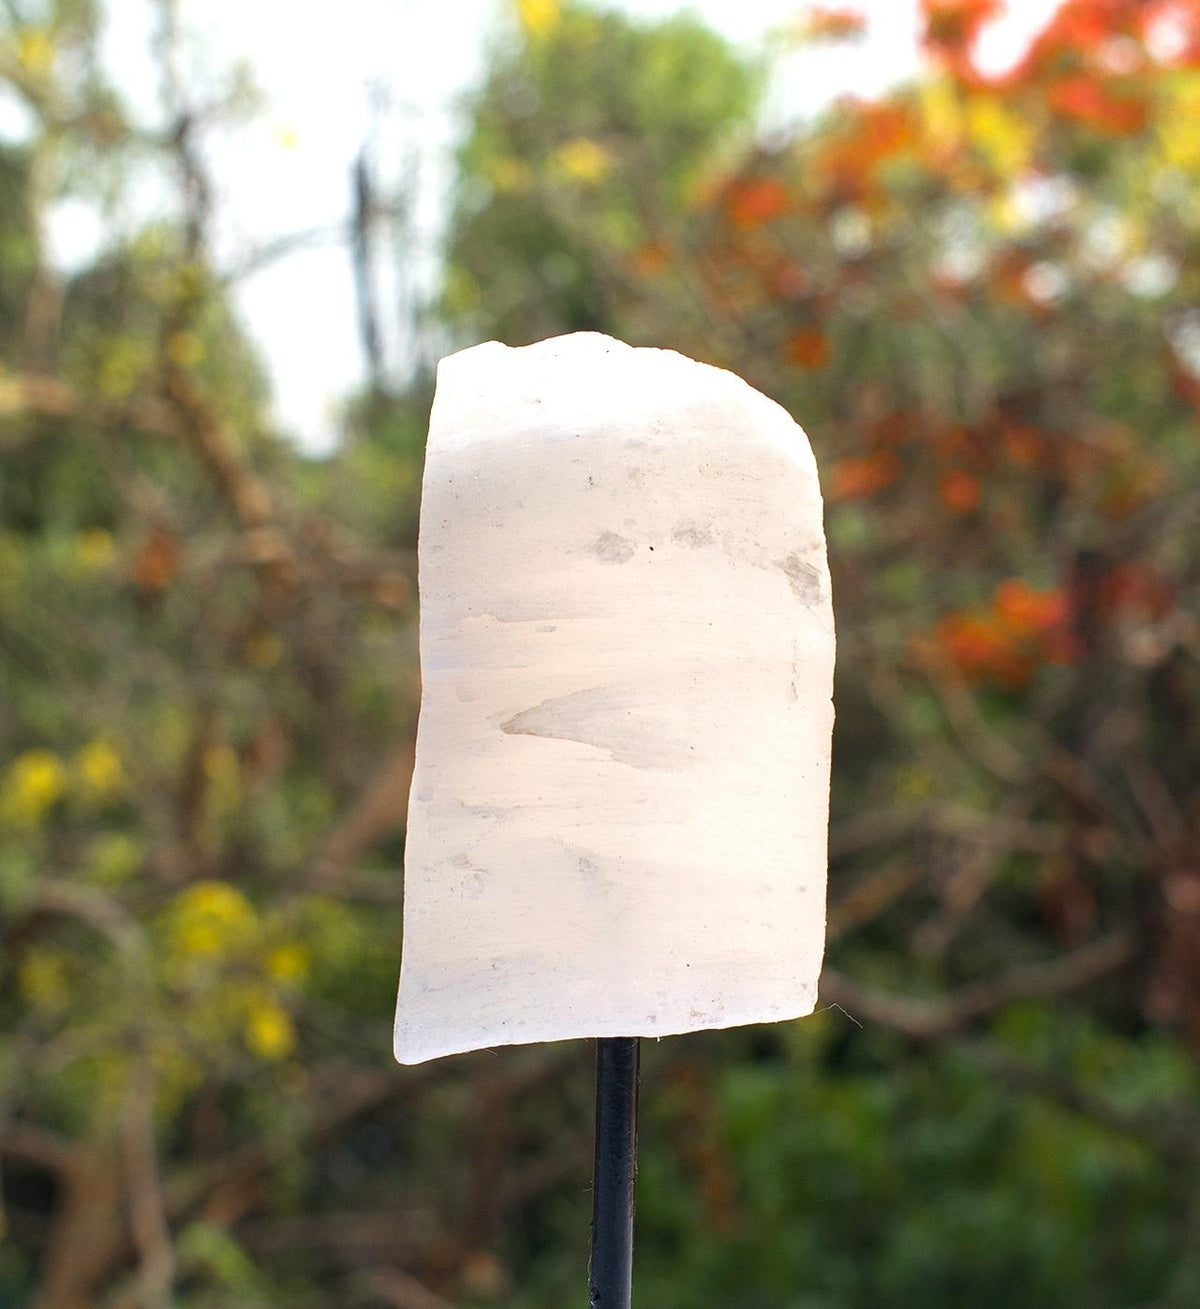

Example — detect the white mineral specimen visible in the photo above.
[394,332,834,1064]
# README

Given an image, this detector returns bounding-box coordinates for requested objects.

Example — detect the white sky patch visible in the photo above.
[973,0,1060,80]
[0,83,37,141]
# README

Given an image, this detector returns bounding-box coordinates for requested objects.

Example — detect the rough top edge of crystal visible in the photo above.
[429,332,819,481]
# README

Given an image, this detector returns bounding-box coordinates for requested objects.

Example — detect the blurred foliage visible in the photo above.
[3,0,1200,1305]
[445,3,761,342]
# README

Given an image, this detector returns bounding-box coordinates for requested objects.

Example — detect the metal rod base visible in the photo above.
[589,1036,641,1309]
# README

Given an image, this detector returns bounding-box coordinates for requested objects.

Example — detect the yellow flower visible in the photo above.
[516,0,559,39]
[272,123,300,151]
[919,79,962,152]
[169,880,257,957]
[1157,78,1200,172]
[555,138,612,185]
[266,942,310,985]
[245,999,295,1060]
[4,750,66,824]
[965,95,1032,177]
[989,192,1023,235]
[17,28,54,75]
[75,529,116,572]
[487,156,533,194]
[77,740,125,797]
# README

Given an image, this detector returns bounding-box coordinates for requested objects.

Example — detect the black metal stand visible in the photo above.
[589,1036,641,1308]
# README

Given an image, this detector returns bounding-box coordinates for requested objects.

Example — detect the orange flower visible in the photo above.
[816,102,915,197]
[938,468,981,513]
[1015,1,1142,81]
[830,450,901,500]
[786,326,831,368]
[1048,5,1127,51]
[1002,426,1043,466]
[921,0,1003,81]
[994,579,1069,634]
[934,613,1031,687]
[725,177,789,229]
[1047,76,1148,135]
[630,241,669,278]
[129,526,180,594]
[802,7,867,42]
[929,578,1074,687]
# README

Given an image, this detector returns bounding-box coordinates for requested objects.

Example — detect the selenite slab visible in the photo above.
[394,332,835,1064]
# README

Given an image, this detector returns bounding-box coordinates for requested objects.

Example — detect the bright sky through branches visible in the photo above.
[22,0,1058,453]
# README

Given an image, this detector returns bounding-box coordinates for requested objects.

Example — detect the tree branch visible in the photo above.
[820,930,1137,1041]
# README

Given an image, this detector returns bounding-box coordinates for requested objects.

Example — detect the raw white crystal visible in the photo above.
[394,333,834,1064]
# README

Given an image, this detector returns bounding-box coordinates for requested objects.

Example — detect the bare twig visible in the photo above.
[120,1061,176,1306]
[310,740,417,886]
[821,929,1136,1041]
[0,371,182,436]
[0,1120,77,1175]
[827,860,924,941]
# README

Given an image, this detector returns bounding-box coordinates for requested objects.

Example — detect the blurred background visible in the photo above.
[2,0,1200,1304]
